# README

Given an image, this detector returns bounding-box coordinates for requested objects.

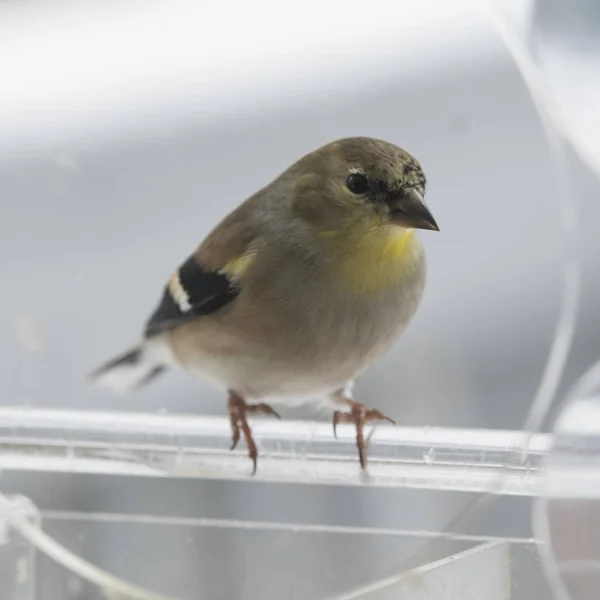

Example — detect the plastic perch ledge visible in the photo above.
[0,407,550,494]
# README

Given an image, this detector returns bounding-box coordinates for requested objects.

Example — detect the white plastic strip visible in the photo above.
[0,492,178,600]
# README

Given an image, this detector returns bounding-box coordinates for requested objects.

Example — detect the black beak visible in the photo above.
[389,189,439,231]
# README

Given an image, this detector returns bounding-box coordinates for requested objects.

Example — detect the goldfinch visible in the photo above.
[90,137,439,473]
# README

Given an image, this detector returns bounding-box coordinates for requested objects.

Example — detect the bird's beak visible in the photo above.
[389,189,439,231]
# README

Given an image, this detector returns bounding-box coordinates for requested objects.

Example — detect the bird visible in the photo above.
[89,137,439,473]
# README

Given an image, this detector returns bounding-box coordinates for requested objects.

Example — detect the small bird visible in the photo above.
[90,137,439,473]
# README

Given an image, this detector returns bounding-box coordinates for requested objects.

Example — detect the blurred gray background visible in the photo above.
[1,0,599,598]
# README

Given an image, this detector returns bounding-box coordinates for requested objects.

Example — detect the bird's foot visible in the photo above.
[332,400,395,470]
[227,391,281,474]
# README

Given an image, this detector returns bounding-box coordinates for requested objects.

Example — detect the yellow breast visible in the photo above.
[328,225,422,294]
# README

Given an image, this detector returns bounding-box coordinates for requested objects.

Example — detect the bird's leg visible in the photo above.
[331,387,395,470]
[227,391,280,474]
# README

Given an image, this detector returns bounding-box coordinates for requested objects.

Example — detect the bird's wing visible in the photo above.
[144,202,260,337]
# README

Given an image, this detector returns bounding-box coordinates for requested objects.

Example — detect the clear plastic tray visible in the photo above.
[0,408,550,599]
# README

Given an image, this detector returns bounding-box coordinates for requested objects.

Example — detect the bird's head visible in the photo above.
[290,137,438,237]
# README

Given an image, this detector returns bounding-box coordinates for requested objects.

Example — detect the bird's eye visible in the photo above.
[346,173,370,195]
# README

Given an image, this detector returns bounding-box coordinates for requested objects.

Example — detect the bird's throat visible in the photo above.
[336,225,422,294]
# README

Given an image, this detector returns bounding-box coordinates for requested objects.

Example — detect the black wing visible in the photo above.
[144,255,240,337]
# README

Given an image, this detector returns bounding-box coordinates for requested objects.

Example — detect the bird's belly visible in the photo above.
[170,261,426,399]
[186,351,362,400]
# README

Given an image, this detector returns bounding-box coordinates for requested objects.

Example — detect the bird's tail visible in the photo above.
[89,338,169,394]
